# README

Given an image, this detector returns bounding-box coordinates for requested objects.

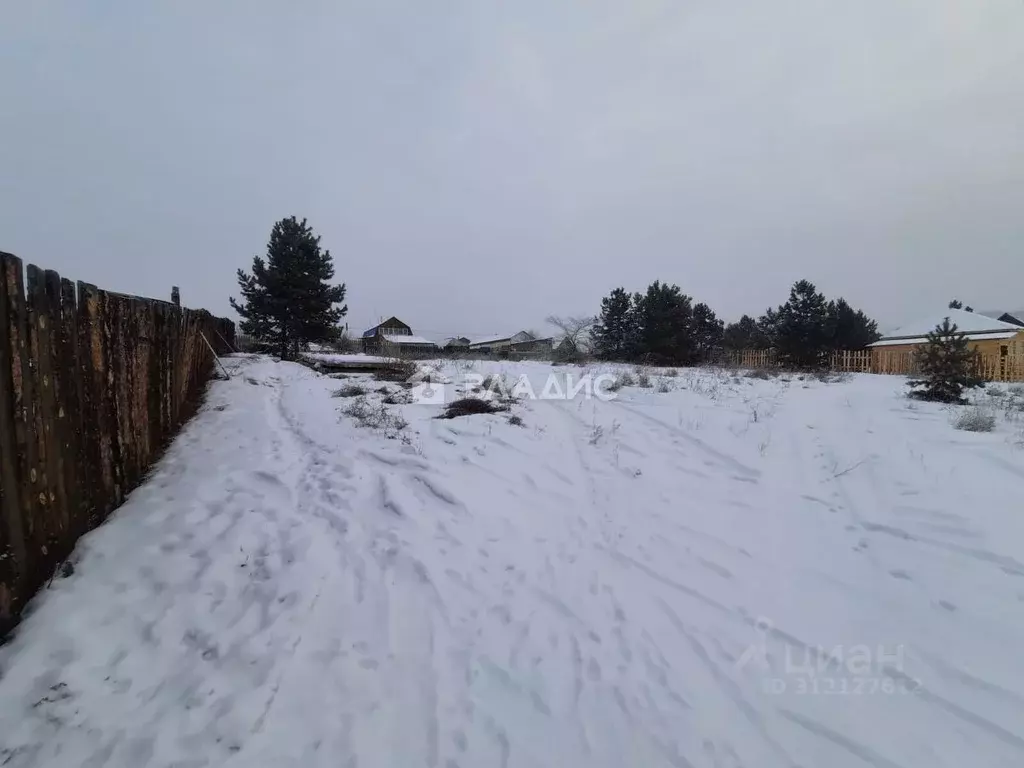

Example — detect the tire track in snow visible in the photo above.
[778,709,907,768]
[608,400,761,480]
[657,599,800,768]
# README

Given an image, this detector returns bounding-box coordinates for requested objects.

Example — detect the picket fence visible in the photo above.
[731,348,1024,382]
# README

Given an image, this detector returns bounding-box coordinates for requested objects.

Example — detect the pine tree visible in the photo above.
[723,315,769,351]
[635,281,694,364]
[908,318,984,403]
[757,307,779,348]
[948,299,962,309]
[592,287,636,360]
[691,302,724,363]
[773,280,831,368]
[827,298,880,350]
[230,217,347,359]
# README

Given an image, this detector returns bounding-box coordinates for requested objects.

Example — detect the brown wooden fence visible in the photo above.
[0,252,235,636]
[729,347,1024,381]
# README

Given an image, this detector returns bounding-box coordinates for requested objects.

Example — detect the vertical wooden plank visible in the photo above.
[43,271,72,551]
[106,295,128,504]
[26,266,65,575]
[134,300,152,471]
[59,278,85,538]
[0,253,29,632]
[77,283,106,526]
[97,289,119,517]
[155,303,168,442]
[146,303,161,460]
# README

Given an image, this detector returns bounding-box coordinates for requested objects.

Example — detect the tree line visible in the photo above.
[591,279,880,367]
[230,217,882,368]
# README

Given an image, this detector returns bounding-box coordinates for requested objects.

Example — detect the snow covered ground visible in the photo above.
[2,357,1023,768]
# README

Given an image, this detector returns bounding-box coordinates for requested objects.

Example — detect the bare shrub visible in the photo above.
[635,369,652,388]
[1008,384,1024,397]
[341,396,409,437]
[437,397,509,419]
[657,380,673,393]
[814,370,852,384]
[953,407,996,433]
[477,373,519,402]
[332,384,366,398]
[744,368,773,380]
[508,414,525,427]
[606,371,636,392]
[375,359,419,385]
[383,391,413,405]
[663,368,678,377]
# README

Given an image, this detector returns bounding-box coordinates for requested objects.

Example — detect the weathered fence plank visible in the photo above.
[6,257,45,610]
[0,253,28,630]
[77,282,104,529]
[58,277,85,540]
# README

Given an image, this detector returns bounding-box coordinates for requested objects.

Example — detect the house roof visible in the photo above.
[978,309,1024,327]
[869,308,1024,347]
[362,316,410,337]
[469,334,513,347]
[382,333,435,346]
[870,331,1020,348]
[469,331,540,347]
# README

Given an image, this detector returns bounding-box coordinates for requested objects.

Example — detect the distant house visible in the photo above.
[868,308,1024,360]
[469,331,553,356]
[978,309,1024,328]
[361,317,437,355]
[442,337,470,350]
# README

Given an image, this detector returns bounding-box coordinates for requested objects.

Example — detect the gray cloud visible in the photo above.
[3,0,1022,339]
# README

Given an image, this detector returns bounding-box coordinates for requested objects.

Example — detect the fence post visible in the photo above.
[171,286,180,307]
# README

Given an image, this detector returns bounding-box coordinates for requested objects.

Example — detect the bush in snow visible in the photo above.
[437,397,509,420]
[606,371,636,392]
[953,407,996,433]
[657,380,673,393]
[341,396,409,437]
[375,359,419,386]
[382,391,413,405]
[635,369,653,388]
[813,370,851,384]
[507,414,525,427]
[332,383,367,398]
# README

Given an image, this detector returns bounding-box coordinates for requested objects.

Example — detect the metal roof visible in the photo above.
[871,309,1022,345]
[870,330,1020,348]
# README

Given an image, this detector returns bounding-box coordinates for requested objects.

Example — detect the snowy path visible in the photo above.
[2,358,1024,767]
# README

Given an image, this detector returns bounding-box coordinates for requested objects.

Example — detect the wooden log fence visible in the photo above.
[0,252,234,637]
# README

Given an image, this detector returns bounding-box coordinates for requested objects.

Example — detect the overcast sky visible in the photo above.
[3,1,1022,339]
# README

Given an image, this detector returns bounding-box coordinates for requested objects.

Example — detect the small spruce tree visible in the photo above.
[231,217,347,359]
[908,318,984,403]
